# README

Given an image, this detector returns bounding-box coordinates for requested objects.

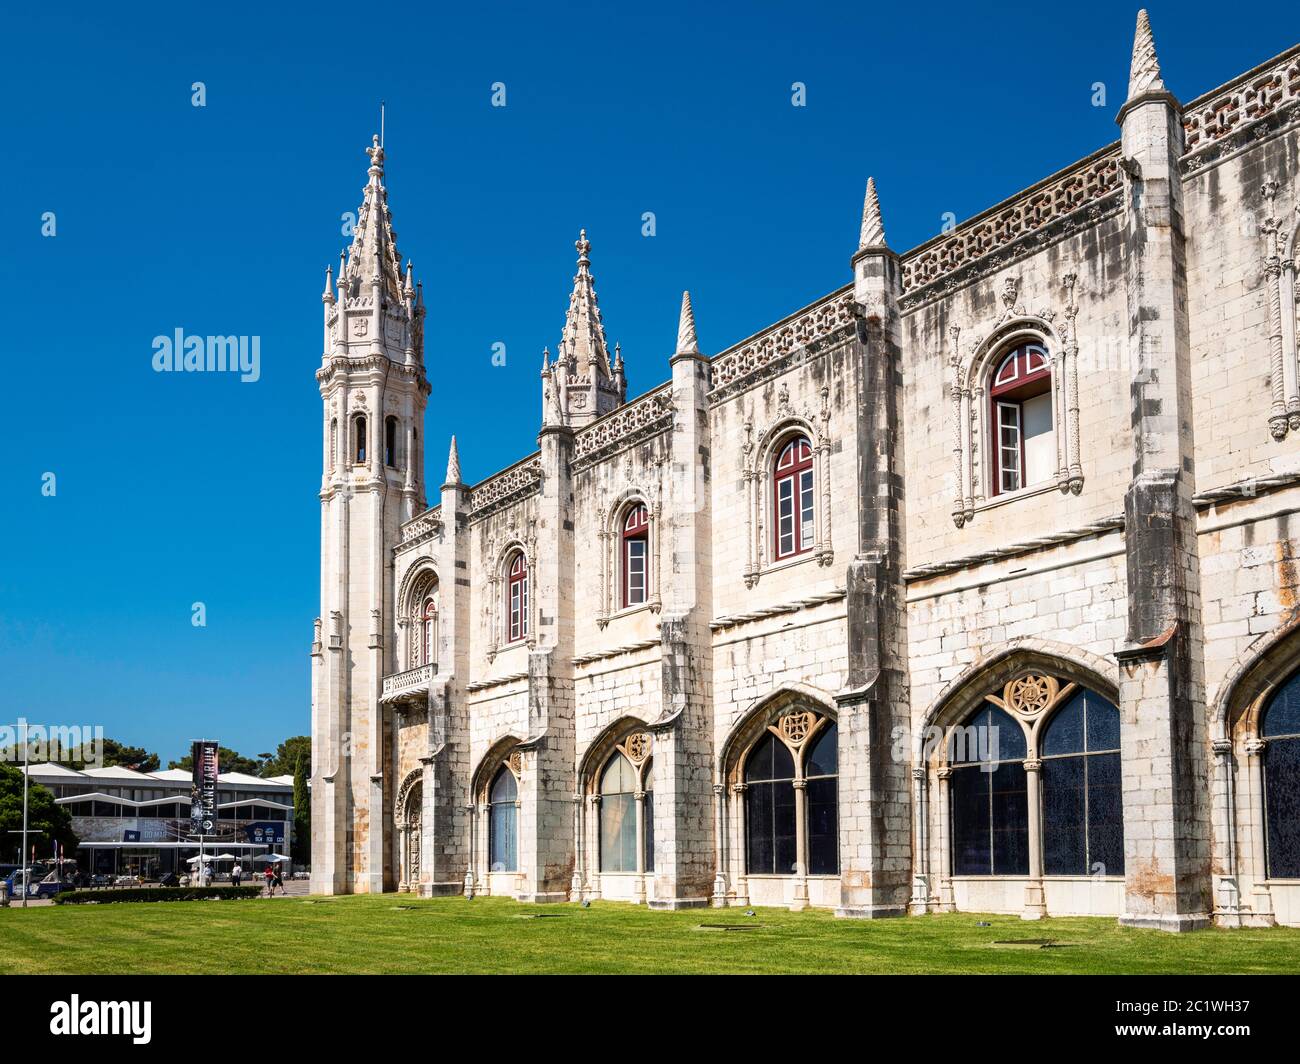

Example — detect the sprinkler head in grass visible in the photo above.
[581,900,590,908]
[744,909,756,917]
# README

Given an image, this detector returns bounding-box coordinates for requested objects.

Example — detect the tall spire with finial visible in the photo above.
[1127,9,1166,100]
[675,291,701,356]
[558,229,613,379]
[341,134,406,305]
[858,177,887,250]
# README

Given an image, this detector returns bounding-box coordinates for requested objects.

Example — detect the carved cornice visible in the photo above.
[1182,46,1300,160]
[710,588,845,632]
[396,505,443,553]
[707,290,856,403]
[572,385,674,471]
[903,515,1125,583]
[465,457,542,522]
[899,148,1123,311]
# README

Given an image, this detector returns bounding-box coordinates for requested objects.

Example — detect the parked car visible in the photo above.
[89,873,114,888]
[113,874,141,887]
[3,868,70,899]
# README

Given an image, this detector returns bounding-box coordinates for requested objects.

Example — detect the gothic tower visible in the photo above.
[540,230,625,428]
[311,135,430,895]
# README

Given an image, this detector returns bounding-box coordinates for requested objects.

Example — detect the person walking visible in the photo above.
[231,862,242,887]
[263,864,274,896]
[272,865,284,896]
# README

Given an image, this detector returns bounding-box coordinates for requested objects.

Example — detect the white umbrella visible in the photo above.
[255,853,289,863]
[214,853,237,861]
[186,854,215,864]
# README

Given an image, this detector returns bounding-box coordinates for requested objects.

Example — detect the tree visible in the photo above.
[0,763,78,863]
[168,746,262,776]
[293,750,311,869]
[0,736,160,773]
[262,736,311,779]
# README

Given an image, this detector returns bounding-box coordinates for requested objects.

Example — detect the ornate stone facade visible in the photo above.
[312,16,1300,929]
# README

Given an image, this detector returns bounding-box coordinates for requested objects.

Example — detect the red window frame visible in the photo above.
[507,552,529,643]
[989,344,1050,496]
[622,504,649,608]
[773,435,814,560]
[421,596,437,666]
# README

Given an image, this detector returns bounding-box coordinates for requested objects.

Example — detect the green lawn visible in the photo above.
[2,895,1299,974]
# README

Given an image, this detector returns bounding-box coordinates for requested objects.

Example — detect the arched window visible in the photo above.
[805,722,838,875]
[1263,674,1300,879]
[622,504,649,608]
[488,765,518,873]
[950,705,1029,875]
[421,596,437,667]
[506,552,529,643]
[989,342,1052,495]
[1041,690,1124,876]
[743,711,837,877]
[746,732,796,875]
[773,435,814,560]
[599,753,638,872]
[385,416,399,468]
[352,414,367,465]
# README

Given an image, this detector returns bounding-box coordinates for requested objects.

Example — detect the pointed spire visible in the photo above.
[404,260,415,298]
[445,436,461,485]
[541,346,551,373]
[557,228,613,379]
[675,291,701,356]
[341,133,405,304]
[858,177,887,250]
[322,265,334,303]
[1127,9,1166,100]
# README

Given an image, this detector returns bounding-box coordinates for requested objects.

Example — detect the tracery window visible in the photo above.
[598,751,654,873]
[946,675,1124,880]
[950,705,1029,875]
[1041,690,1124,876]
[990,343,1053,495]
[622,504,649,608]
[744,711,838,876]
[773,435,814,560]
[506,551,529,643]
[1263,672,1300,879]
[488,765,518,873]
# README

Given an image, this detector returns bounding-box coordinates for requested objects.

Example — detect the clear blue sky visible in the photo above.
[0,1,1286,765]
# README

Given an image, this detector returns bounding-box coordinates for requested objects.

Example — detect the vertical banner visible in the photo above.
[190,740,220,834]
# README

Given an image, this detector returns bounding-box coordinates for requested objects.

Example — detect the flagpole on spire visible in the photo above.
[380,100,386,149]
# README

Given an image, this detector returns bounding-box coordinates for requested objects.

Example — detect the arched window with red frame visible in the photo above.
[507,552,529,643]
[621,504,649,608]
[773,434,814,560]
[421,596,437,666]
[989,343,1053,495]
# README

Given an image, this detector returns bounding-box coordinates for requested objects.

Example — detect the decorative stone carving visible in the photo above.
[901,151,1122,301]
[778,710,814,746]
[1005,674,1055,715]
[1258,180,1299,440]
[710,291,856,394]
[466,459,542,520]
[572,385,673,468]
[624,732,652,765]
[1183,52,1300,154]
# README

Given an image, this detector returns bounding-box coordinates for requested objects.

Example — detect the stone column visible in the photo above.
[1210,738,1241,925]
[635,791,648,904]
[791,778,809,912]
[937,768,955,911]
[1244,739,1275,924]
[908,768,930,915]
[463,803,476,898]
[732,784,749,907]
[711,783,728,907]
[1023,759,1047,919]
[570,793,584,901]
[586,795,603,901]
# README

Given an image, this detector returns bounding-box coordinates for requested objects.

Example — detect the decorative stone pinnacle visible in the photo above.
[676,291,701,356]
[366,133,384,175]
[1127,9,1166,100]
[445,435,461,485]
[859,177,887,250]
[576,228,591,266]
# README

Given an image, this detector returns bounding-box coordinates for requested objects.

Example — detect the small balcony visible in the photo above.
[380,663,436,705]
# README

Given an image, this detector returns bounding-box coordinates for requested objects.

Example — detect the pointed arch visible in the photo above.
[718,682,838,784]
[917,639,1118,759]
[470,734,523,803]
[1209,614,1300,739]
[578,715,653,793]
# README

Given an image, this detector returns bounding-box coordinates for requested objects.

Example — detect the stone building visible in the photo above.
[310,12,1300,929]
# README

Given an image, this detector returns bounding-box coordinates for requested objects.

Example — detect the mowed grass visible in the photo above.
[2,895,1299,974]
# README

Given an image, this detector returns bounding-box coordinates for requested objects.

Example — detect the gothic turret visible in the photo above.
[547,229,625,428]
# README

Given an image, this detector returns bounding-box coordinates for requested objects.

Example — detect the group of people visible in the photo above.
[195,861,286,894]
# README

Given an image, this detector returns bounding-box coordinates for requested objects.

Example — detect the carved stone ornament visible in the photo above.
[1004,674,1057,715]
[778,710,814,746]
[624,732,652,765]
[507,750,523,778]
